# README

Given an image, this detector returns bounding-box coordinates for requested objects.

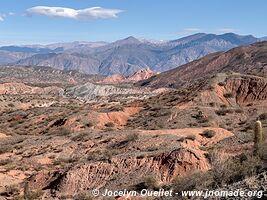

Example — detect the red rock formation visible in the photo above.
[99,68,157,84]
[127,68,157,82]
[100,74,126,84]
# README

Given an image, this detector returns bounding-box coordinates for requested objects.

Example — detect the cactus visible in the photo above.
[254,120,263,154]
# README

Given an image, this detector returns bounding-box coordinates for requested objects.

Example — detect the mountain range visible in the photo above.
[0,33,265,75]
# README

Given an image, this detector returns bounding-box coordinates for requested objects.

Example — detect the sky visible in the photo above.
[0,0,267,45]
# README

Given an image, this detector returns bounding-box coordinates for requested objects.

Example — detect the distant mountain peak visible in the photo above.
[125,36,139,40]
[113,36,141,45]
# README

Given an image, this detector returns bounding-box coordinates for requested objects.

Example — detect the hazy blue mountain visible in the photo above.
[0,46,63,53]
[2,33,263,75]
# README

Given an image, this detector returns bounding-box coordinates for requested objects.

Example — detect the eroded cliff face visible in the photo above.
[224,76,267,105]
[25,150,218,200]
[25,127,234,198]
[198,74,267,107]
[27,148,209,197]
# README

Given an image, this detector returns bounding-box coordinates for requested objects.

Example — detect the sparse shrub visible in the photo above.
[105,122,115,128]
[87,150,112,162]
[71,132,91,142]
[235,108,244,113]
[259,145,267,161]
[108,105,124,112]
[0,159,12,166]
[74,192,93,200]
[220,104,228,108]
[177,137,185,142]
[223,92,234,98]
[218,82,226,86]
[198,117,210,124]
[209,102,215,107]
[104,127,114,132]
[173,171,214,193]
[85,121,94,128]
[24,189,44,200]
[215,108,233,116]
[109,133,139,149]
[173,151,263,192]
[0,146,11,154]
[258,113,267,121]
[212,153,262,185]
[192,110,204,120]
[48,127,71,136]
[144,176,158,190]
[188,122,198,127]
[185,134,196,141]
[126,133,139,142]
[53,156,79,165]
[5,184,20,196]
[148,105,163,111]
[9,121,21,127]
[145,146,159,152]
[200,130,216,138]
[208,85,215,90]
[7,103,15,107]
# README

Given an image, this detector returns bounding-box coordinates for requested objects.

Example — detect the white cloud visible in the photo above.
[26,6,123,20]
[0,12,15,22]
[216,28,239,33]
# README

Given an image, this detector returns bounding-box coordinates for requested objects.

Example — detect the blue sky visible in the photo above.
[0,0,267,45]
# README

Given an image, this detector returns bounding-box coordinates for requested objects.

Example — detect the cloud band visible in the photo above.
[26,6,123,20]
